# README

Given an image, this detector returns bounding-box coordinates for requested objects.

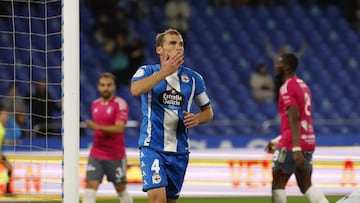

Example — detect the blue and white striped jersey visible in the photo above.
[131,64,211,154]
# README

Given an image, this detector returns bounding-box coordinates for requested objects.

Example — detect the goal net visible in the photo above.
[0,0,79,202]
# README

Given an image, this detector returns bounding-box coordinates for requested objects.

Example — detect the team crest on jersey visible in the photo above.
[181,74,190,83]
[106,107,112,114]
[134,68,145,77]
[152,172,162,184]
[159,88,185,108]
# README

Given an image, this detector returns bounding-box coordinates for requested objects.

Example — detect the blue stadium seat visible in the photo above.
[47,18,61,34]
[80,5,95,34]
[326,84,343,101]
[270,6,287,22]
[197,31,216,49]
[235,6,252,19]
[318,98,338,119]
[343,31,360,47]
[15,49,30,65]
[217,6,235,22]
[315,126,330,134]
[316,43,333,60]
[0,17,13,32]
[226,44,242,63]
[334,18,351,34]
[150,6,165,23]
[287,29,305,47]
[48,68,62,83]
[0,66,11,82]
[31,52,46,67]
[234,30,251,48]
[192,125,217,136]
[32,35,46,50]
[232,125,255,135]
[16,66,30,81]
[241,98,258,117]
[259,101,278,119]
[346,84,360,101]
[243,18,261,34]
[318,18,334,35]
[310,83,325,105]
[241,44,260,63]
[0,49,14,64]
[307,31,324,47]
[13,4,29,17]
[326,111,341,120]
[251,112,268,125]
[312,111,322,120]
[336,98,353,118]
[298,17,315,34]
[332,42,349,61]
[213,111,229,121]
[48,51,62,67]
[190,0,208,10]
[190,18,207,35]
[251,30,267,48]
[253,6,270,22]
[273,30,290,46]
[324,5,341,20]
[15,33,30,49]
[288,4,306,21]
[211,22,227,41]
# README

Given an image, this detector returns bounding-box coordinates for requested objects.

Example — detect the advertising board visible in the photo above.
[0,147,358,198]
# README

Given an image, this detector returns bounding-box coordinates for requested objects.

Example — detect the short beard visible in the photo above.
[101,92,112,100]
[275,71,284,82]
[274,72,284,101]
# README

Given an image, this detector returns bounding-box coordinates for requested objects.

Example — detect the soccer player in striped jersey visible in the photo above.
[82,72,133,203]
[130,28,214,203]
[268,54,329,203]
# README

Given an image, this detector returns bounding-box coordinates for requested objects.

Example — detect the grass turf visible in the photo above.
[24,195,343,203]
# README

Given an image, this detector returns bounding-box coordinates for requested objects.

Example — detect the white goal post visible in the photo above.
[62,0,80,202]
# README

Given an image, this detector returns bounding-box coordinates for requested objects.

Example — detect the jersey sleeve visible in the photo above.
[115,98,129,123]
[280,80,298,109]
[193,71,211,107]
[131,65,154,82]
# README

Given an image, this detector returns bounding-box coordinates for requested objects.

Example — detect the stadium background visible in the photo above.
[0,0,358,149]
[83,0,360,148]
[0,0,359,201]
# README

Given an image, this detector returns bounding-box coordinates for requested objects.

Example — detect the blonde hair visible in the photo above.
[155,28,182,47]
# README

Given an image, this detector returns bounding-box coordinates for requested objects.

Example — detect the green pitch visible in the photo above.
[28,195,343,203]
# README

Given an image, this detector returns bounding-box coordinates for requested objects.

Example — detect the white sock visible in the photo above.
[336,189,360,203]
[118,190,133,203]
[305,186,329,203]
[272,189,286,203]
[82,188,96,203]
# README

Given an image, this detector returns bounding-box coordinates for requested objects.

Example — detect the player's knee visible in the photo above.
[298,182,311,194]
[85,180,100,190]
[114,183,127,193]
